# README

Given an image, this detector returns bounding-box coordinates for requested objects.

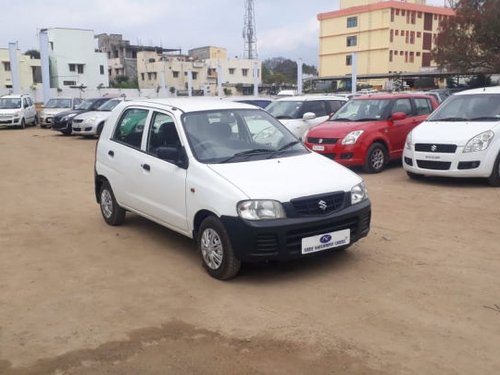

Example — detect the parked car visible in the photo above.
[94,98,371,279]
[52,97,114,135]
[304,93,438,173]
[72,97,125,137]
[0,94,37,128]
[403,86,500,186]
[225,96,273,109]
[39,97,83,128]
[265,95,348,139]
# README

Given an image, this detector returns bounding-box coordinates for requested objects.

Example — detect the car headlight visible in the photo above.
[463,130,494,153]
[405,131,412,150]
[84,116,97,124]
[14,111,21,117]
[342,130,364,145]
[351,182,368,205]
[237,200,286,220]
[62,113,78,122]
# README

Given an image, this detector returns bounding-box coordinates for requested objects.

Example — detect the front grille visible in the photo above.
[254,233,279,256]
[416,160,451,170]
[323,153,336,160]
[290,192,347,216]
[72,119,84,124]
[404,157,413,166]
[307,137,338,144]
[415,143,457,153]
[73,127,81,131]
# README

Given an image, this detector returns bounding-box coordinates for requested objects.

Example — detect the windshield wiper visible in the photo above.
[275,115,293,119]
[355,117,379,121]
[331,117,353,121]
[267,141,301,158]
[430,117,468,122]
[219,149,272,163]
[468,116,500,121]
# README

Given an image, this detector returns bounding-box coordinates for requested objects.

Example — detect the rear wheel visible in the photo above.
[363,143,387,173]
[488,153,500,187]
[99,181,126,225]
[197,216,241,280]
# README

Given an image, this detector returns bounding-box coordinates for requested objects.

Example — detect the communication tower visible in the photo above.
[243,0,257,59]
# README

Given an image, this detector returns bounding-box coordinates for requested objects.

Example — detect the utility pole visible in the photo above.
[243,0,257,59]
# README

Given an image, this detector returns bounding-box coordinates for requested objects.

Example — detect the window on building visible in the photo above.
[391,9,395,22]
[410,31,415,44]
[402,10,405,16]
[347,16,358,28]
[2,62,10,71]
[242,68,249,77]
[405,31,409,44]
[69,64,75,72]
[141,73,145,81]
[346,55,352,66]
[192,72,198,80]
[405,51,409,63]
[409,52,415,63]
[395,30,399,36]
[434,14,437,20]
[396,9,400,15]
[77,64,84,74]
[416,52,421,57]
[411,11,416,24]
[417,31,421,38]
[418,12,422,18]
[346,36,357,47]
[406,12,410,24]
[49,42,54,50]
[423,33,432,49]
[172,71,179,78]
[100,65,104,75]
[389,50,393,62]
[229,68,235,74]
[422,52,431,67]
[390,29,394,42]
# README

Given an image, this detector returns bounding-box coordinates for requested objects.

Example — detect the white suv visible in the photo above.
[403,86,500,186]
[0,94,37,128]
[265,95,348,139]
[95,98,371,279]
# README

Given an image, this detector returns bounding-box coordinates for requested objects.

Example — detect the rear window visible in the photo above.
[112,108,149,148]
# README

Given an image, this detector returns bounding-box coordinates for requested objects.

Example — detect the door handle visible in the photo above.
[108,150,114,157]
[141,163,151,171]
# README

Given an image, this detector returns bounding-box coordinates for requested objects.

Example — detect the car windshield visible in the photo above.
[182,108,306,163]
[45,98,72,108]
[330,99,391,121]
[76,99,97,110]
[265,100,303,119]
[97,99,122,111]
[428,94,500,121]
[0,98,21,109]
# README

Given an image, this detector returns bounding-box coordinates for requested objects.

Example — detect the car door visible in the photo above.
[23,97,35,123]
[386,98,415,157]
[134,111,188,233]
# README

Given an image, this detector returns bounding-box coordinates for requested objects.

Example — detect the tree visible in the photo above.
[25,49,40,59]
[433,0,500,73]
[262,57,318,85]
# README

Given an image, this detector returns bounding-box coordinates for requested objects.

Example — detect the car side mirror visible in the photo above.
[303,112,316,121]
[391,112,407,121]
[157,146,189,169]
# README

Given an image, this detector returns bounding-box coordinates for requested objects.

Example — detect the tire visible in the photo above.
[407,171,425,180]
[197,216,241,280]
[33,115,39,127]
[363,143,387,173]
[96,122,104,137]
[99,181,126,226]
[488,153,500,187]
[19,118,26,129]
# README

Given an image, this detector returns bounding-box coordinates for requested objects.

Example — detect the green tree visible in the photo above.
[433,0,500,73]
[262,58,318,84]
[25,49,40,59]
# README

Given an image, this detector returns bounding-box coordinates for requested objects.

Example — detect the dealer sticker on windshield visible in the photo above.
[301,229,350,255]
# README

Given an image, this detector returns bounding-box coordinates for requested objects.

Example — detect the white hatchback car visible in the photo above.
[95,98,371,279]
[403,86,500,186]
[0,94,37,128]
[265,95,348,139]
[72,97,124,137]
[39,97,82,128]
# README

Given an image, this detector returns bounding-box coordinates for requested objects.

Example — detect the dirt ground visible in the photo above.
[1,127,499,375]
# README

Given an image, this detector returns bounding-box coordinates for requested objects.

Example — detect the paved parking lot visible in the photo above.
[1,127,500,374]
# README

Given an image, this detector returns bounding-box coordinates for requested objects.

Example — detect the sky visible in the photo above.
[1,0,445,67]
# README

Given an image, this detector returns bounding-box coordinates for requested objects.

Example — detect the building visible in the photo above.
[95,33,181,84]
[137,46,261,96]
[0,48,41,91]
[42,28,109,90]
[317,0,455,89]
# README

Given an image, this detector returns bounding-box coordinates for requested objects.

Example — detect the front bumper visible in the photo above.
[221,200,371,262]
[0,117,21,126]
[305,142,365,166]
[72,121,97,135]
[52,118,72,134]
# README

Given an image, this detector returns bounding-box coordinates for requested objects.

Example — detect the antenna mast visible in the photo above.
[243,0,257,59]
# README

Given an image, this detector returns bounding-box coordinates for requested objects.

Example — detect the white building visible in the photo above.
[137,46,261,96]
[42,28,109,90]
[0,48,41,92]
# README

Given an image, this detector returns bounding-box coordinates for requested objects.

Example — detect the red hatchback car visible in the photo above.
[304,93,438,173]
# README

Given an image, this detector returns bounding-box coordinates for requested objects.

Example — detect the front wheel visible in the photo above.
[99,181,126,225]
[363,143,387,173]
[19,118,26,129]
[197,216,241,280]
[488,153,500,187]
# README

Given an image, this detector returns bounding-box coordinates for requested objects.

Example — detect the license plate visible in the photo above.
[301,229,350,255]
[312,145,325,151]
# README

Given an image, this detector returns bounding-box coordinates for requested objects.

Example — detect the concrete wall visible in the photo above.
[0,49,41,91]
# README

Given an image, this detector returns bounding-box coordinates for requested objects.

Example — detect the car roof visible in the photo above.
[122,97,259,112]
[352,93,435,100]
[454,86,500,96]
[274,95,348,102]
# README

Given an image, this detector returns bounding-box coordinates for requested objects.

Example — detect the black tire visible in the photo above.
[407,171,425,180]
[19,118,26,129]
[488,153,500,187]
[363,143,387,173]
[99,181,126,226]
[34,115,39,127]
[197,216,241,280]
[96,122,104,137]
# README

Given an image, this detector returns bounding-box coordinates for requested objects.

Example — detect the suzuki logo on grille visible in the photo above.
[431,145,438,152]
[318,200,328,211]
[318,138,323,144]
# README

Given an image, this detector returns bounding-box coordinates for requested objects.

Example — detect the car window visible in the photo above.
[332,99,391,121]
[147,112,180,156]
[112,108,148,148]
[428,94,500,121]
[23,98,29,108]
[300,101,327,117]
[74,98,83,108]
[391,99,412,115]
[26,97,33,106]
[413,98,433,115]
[326,100,345,114]
[0,98,21,109]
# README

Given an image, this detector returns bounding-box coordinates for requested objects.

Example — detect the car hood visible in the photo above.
[411,120,500,146]
[42,108,71,116]
[0,109,21,115]
[307,120,382,138]
[207,152,362,201]
[74,111,110,121]
[54,109,85,119]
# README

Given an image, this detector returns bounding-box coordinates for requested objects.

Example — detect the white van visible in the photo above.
[95,98,371,279]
